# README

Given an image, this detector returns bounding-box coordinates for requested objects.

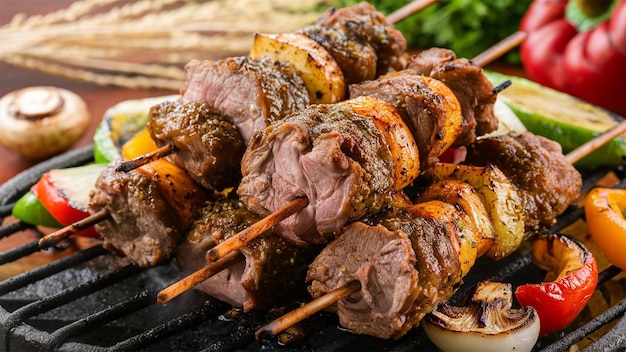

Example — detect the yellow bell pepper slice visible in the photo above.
[584,187,626,271]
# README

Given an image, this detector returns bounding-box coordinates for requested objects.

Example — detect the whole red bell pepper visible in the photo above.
[515,233,598,335]
[520,0,626,116]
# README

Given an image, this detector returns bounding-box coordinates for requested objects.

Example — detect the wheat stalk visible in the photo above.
[1,0,329,89]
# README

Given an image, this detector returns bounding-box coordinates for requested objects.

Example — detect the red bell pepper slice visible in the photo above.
[515,233,598,335]
[33,164,107,239]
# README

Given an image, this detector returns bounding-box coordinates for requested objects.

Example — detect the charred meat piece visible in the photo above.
[464,131,582,230]
[406,48,498,147]
[175,198,320,312]
[148,100,245,191]
[349,71,462,170]
[180,56,310,143]
[237,97,399,245]
[307,201,465,339]
[89,160,209,267]
[298,2,406,85]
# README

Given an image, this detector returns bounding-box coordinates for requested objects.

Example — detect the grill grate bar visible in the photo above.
[0,239,40,266]
[539,298,626,352]
[0,222,31,241]
[0,245,108,296]
[200,319,258,352]
[598,265,623,285]
[580,312,626,352]
[109,299,227,351]
[0,203,15,218]
[3,264,141,331]
[41,289,155,351]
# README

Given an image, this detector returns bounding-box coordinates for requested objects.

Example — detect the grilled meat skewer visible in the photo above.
[257,130,584,340]
[265,196,489,340]
[236,96,422,245]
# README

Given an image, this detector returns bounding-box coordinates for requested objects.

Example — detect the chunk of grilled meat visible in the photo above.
[237,96,418,244]
[406,48,498,147]
[175,198,320,312]
[307,201,470,339]
[89,160,210,267]
[349,72,463,170]
[148,100,245,191]
[298,2,406,85]
[180,56,310,143]
[464,131,582,230]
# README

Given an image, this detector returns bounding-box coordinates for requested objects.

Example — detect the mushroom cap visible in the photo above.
[0,86,90,160]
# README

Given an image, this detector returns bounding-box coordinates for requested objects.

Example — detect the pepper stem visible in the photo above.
[576,0,613,17]
[567,0,618,32]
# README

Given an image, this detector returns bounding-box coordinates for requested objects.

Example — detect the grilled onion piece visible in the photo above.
[422,281,540,352]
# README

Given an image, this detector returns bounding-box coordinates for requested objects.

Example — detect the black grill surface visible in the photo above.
[0,145,624,351]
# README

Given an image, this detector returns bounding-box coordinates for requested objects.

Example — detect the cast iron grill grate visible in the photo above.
[0,145,624,351]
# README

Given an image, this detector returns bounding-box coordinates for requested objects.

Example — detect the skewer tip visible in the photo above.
[38,236,58,250]
[156,292,171,304]
[255,327,275,341]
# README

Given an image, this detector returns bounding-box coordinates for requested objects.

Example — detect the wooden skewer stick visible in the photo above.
[38,208,110,249]
[115,143,175,173]
[255,280,361,340]
[157,250,244,304]
[472,31,527,67]
[566,119,626,165]
[386,0,439,24]
[206,197,309,262]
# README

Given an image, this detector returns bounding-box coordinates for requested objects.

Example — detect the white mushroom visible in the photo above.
[421,281,540,352]
[0,86,90,160]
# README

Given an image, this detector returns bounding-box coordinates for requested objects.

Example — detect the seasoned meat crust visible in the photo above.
[464,132,582,229]
[307,203,463,339]
[298,2,406,85]
[181,56,310,143]
[175,199,319,311]
[406,48,498,146]
[237,97,395,244]
[148,100,245,191]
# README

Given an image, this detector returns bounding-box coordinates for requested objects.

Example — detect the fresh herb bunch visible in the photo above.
[339,0,532,64]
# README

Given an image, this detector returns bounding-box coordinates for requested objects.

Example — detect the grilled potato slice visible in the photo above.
[406,199,477,277]
[423,163,524,260]
[249,32,346,104]
[417,179,496,264]
[346,96,420,190]
[137,159,208,227]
